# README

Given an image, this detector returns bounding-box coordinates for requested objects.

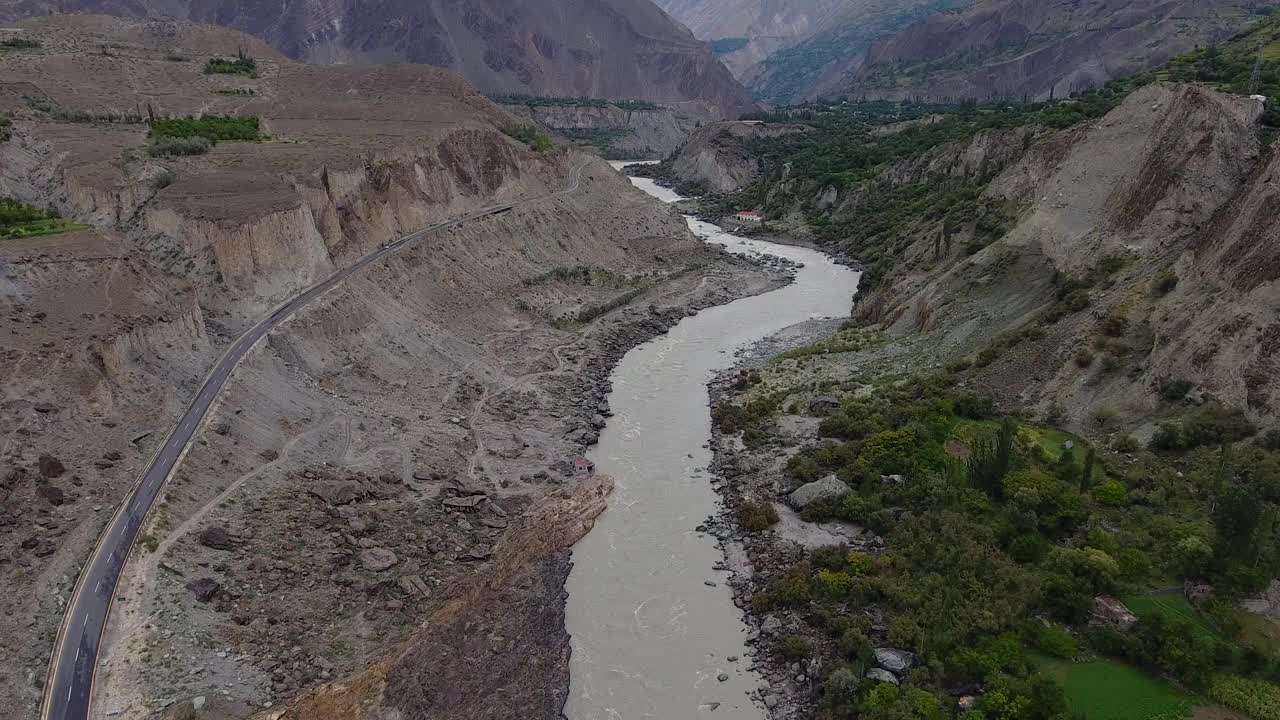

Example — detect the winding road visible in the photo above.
[40,163,586,720]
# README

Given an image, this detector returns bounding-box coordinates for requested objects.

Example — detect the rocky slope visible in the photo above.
[636,120,811,193]
[835,83,1276,432]
[499,100,697,158]
[0,0,756,119]
[839,0,1280,102]
[0,16,781,720]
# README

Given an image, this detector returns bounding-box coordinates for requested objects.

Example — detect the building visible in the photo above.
[573,458,595,475]
[1092,595,1138,631]
[735,210,762,223]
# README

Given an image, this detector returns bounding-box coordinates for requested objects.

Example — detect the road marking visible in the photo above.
[67,685,72,703]
[95,580,102,593]
[82,615,88,631]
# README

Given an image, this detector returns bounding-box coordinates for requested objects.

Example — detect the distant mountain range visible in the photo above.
[0,0,756,118]
[658,0,1280,104]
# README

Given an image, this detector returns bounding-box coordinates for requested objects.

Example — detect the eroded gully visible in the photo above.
[562,164,862,719]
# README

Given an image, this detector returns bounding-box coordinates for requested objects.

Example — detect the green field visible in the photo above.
[1123,593,1218,643]
[1040,657,1191,720]
[952,418,1082,462]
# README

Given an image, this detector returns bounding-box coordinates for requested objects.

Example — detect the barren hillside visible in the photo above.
[0,0,756,119]
[0,15,778,720]
[840,0,1280,101]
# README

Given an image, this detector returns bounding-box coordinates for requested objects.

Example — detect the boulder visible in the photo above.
[787,475,849,509]
[809,396,841,416]
[309,480,365,506]
[37,454,66,478]
[360,547,399,571]
[188,577,220,602]
[36,483,65,506]
[865,668,899,685]
[198,526,235,550]
[874,648,916,674]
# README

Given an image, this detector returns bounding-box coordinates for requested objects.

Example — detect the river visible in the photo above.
[562,164,861,719]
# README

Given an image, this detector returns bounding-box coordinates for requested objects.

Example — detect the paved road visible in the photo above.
[40,164,585,720]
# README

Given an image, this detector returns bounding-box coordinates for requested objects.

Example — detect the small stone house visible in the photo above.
[735,210,762,223]
[573,458,595,475]
[1092,595,1138,631]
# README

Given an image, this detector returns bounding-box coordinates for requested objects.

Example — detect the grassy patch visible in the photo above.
[1123,593,1218,643]
[204,50,258,77]
[1233,611,1280,657]
[489,94,657,111]
[1210,675,1280,720]
[149,115,261,143]
[0,198,89,240]
[1040,657,1191,720]
[500,123,552,152]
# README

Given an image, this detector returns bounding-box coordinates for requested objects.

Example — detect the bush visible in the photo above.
[1152,270,1178,296]
[1074,349,1095,368]
[1261,428,1280,451]
[1210,675,1280,720]
[1093,480,1127,506]
[1158,378,1194,403]
[147,136,211,157]
[780,635,813,659]
[501,123,553,152]
[1099,312,1129,338]
[737,498,779,531]
[955,394,996,420]
[1111,434,1139,453]
[1028,623,1077,659]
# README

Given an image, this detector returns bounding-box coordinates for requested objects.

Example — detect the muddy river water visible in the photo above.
[563,164,862,719]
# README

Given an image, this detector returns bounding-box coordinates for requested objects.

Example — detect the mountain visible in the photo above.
[0,0,755,118]
[838,0,1280,102]
[652,0,851,81]
[655,0,973,95]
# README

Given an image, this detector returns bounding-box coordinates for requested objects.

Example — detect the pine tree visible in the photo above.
[1081,446,1096,492]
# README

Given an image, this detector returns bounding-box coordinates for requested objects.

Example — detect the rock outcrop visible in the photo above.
[667,121,811,193]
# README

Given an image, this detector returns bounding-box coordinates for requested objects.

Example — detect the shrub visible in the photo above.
[780,635,813,659]
[1074,349,1095,368]
[813,570,854,601]
[1261,428,1280,451]
[501,123,553,152]
[1093,480,1127,506]
[946,358,973,373]
[1158,378,1194,403]
[1210,675,1280,720]
[147,136,211,157]
[1028,623,1077,659]
[954,394,996,420]
[1152,270,1178,296]
[1099,312,1129,338]
[1101,353,1123,374]
[1111,434,1139,453]
[737,498,779,531]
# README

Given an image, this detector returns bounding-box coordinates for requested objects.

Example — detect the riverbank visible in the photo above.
[562,169,860,720]
[85,165,795,720]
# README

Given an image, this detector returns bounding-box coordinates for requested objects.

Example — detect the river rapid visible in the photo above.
[562,163,861,719]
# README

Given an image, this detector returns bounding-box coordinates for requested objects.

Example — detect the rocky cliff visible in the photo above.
[643,120,811,193]
[0,0,756,119]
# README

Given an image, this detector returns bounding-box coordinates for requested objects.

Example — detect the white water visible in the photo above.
[562,163,861,719]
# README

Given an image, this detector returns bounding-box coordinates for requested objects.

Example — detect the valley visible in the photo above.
[2,4,1280,720]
